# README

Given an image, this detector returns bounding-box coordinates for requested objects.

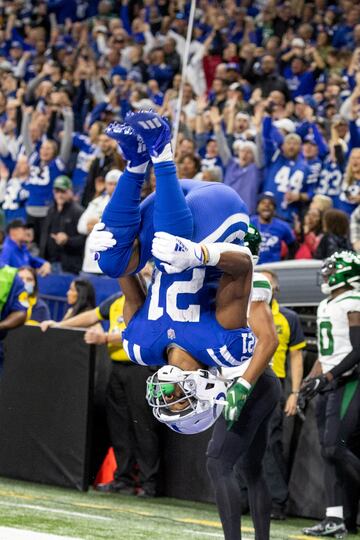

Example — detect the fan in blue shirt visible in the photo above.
[0,220,50,275]
[282,56,321,99]
[262,116,312,223]
[251,193,296,264]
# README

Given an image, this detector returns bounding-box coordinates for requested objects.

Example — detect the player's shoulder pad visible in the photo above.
[334,289,360,314]
[252,272,272,304]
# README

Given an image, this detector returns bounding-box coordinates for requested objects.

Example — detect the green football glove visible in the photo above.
[224,378,252,429]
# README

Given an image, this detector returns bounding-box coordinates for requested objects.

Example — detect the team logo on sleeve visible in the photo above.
[167,328,176,340]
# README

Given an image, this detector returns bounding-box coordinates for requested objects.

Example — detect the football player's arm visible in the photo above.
[326,311,360,381]
[285,349,303,416]
[0,310,27,330]
[304,359,322,379]
[152,233,252,277]
[119,274,147,326]
[245,300,279,385]
[223,299,279,427]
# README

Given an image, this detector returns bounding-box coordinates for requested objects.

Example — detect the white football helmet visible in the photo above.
[146,365,227,435]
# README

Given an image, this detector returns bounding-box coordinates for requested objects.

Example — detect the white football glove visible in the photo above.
[88,222,117,260]
[151,231,204,274]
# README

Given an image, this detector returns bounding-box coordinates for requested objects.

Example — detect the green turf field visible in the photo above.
[0,477,355,539]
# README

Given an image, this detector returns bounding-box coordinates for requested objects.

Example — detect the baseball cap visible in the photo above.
[291,38,305,48]
[226,62,240,72]
[303,134,317,145]
[6,218,26,233]
[0,61,13,72]
[111,65,127,80]
[332,114,347,125]
[105,169,122,184]
[53,175,72,191]
[257,192,276,206]
[274,118,295,133]
[10,40,23,49]
[295,95,317,109]
[235,111,250,121]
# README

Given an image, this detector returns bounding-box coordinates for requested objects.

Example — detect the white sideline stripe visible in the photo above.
[0,527,83,540]
[183,530,254,539]
[183,531,224,538]
[201,213,249,244]
[0,501,113,521]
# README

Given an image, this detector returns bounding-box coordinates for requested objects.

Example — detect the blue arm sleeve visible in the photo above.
[6,276,27,313]
[311,123,328,158]
[72,133,90,152]
[29,254,46,269]
[195,133,209,152]
[262,117,281,166]
[283,222,296,245]
[120,98,131,121]
[349,120,360,152]
[296,121,310,139]
[0,244,11,265]
[120,5,132,35]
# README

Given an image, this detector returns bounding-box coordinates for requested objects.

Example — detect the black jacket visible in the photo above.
[81,154,118,207]
[314,233,352,260]
[40,200,85,274]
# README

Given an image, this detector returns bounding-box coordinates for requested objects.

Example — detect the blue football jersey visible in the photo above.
[122,179,254,369]
[263,151,311,222]
[122,267,255,368]
[316,158,343,207]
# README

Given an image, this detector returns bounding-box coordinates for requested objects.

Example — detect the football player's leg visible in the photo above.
[126,111,193,239]
[98,123,149,277]
[321,384,360,502]
[241,417,273,540]
[206,419,243,540]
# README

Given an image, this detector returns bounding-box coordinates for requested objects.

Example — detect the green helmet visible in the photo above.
[321,250,360,295]
[244,224,262,264]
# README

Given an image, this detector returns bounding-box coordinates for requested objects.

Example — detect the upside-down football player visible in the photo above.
[89,111,281,540]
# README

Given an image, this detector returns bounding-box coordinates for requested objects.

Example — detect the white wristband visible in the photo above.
[236,377,252,390]
[203,243,253,267]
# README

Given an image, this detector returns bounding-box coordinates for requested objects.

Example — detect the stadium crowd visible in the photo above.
[0,0,360,535]
[0,0,359,274]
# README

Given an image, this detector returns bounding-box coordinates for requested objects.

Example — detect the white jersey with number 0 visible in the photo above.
[317,289,360,374]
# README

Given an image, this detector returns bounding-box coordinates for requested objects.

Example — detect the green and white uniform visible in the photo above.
[251,272,272,305]
[317,289,360,374]
[221,272,272,380]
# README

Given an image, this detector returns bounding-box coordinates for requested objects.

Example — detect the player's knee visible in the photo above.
[207,455,232,482]
[321,444,345,463]
[241,460,263,482]
[98,246,132,278]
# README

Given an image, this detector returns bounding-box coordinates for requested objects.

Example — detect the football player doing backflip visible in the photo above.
[89,111,281,540]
